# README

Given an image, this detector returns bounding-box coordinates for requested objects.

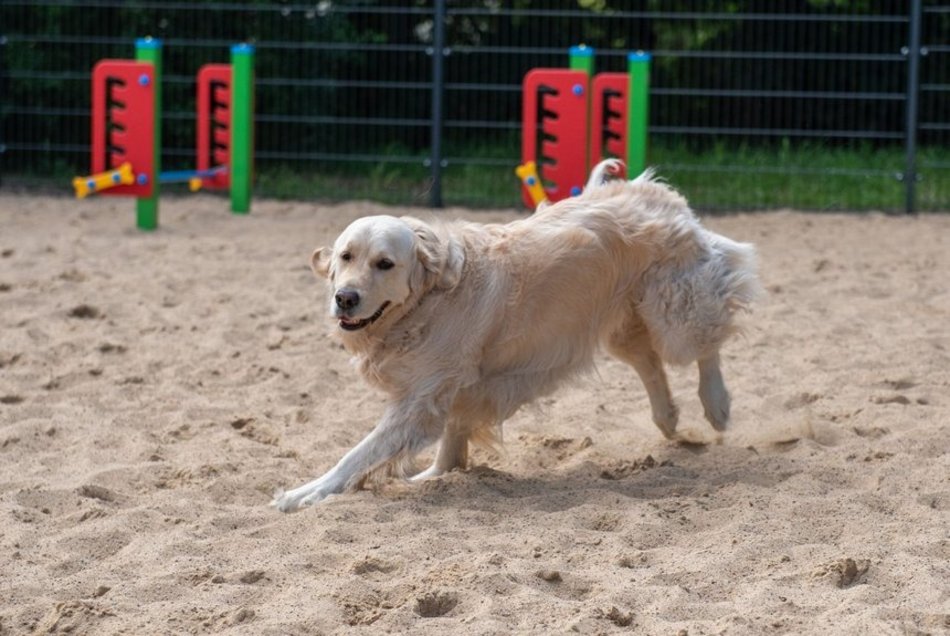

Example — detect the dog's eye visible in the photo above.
[340,252,352,262]
[376,259,394,271]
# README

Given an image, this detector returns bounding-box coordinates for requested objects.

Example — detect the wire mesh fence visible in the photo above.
[1,1,947,211]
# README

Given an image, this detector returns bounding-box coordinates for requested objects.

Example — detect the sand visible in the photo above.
[0,193,948,635]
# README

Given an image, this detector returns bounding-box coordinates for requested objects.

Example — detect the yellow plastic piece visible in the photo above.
[515,161,547,207]
[73,162,135,199]
[188,177,203,192]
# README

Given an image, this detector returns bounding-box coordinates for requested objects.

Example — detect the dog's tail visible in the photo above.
[585,158,625,190]
[586,159,663,192]
[630,166,659,185]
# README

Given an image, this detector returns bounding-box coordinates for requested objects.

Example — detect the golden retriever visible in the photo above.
[273,161,760,512]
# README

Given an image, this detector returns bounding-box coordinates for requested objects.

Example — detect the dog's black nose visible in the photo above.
[335,289,360,310]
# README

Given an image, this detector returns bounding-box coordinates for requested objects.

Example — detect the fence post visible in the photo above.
[903,0,922,214]
[0,36,6,187]
[429,0,446,208]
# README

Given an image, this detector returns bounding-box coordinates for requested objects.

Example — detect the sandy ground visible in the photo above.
[0,192,948,635]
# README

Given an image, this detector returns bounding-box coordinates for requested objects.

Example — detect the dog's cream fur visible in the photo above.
[273,161,760,512]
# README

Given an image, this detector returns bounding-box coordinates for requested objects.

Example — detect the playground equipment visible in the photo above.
[73,162,135,199]
[514,161,547,207]
[73,38,254,230]
[517,45,651,209]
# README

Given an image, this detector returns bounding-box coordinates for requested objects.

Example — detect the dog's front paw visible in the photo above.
[270,489,299,513]
[271,485,332,513]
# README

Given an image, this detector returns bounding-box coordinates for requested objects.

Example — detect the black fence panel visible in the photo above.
[0,1,947,211]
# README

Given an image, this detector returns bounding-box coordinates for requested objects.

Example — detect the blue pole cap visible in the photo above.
[628,50,652,63]
[569,44,595,57]
[135,37,163,50]
[231,43,255,55]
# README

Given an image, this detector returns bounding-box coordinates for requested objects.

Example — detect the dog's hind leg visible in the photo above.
[411,426,468,482]
[697,352,730,431]
[607,327,679,440]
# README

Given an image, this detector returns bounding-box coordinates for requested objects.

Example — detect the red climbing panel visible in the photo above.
[91,60,155,197]
[590,72,629,175]
[521,69,589,207]
[197,64,232,190]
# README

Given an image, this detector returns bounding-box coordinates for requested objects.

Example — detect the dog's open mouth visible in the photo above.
[339,302,391,332]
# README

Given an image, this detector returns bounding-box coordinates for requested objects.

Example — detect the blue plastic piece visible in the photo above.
[158,166,227,184]
[231,43,255,55]
[526,176,536,186]
[628,50,652,63]
[87,179,95,190]
[570,186,582,196]
[138,74,150,87]
[572,84,584,96]
[112,173,121,184]
[137,174,149,186]
[569,45,594,58]
[135,37,162,50]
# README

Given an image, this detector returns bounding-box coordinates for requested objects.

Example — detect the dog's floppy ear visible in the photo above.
[403,217,464,292]
[310,247,332,278]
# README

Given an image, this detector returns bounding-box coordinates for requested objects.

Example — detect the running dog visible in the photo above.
[273,161,760,511]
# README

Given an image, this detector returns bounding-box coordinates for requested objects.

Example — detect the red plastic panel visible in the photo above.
[590,73,628,174]
[91,60,155,197]
[197,64,232,190]
[521,69,589,207]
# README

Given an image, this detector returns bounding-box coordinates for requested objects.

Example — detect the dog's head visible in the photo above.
[311,215,464,334]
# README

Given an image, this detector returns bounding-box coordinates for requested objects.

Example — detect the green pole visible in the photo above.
[135,37,161,231]
[569,45,594,174]
[627,51,651,178]
[230,44,254,214]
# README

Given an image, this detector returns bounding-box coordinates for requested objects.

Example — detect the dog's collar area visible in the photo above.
[339,301,391,331]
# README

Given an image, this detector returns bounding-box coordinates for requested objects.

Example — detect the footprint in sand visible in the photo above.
[813,557,870,588]
[352,556,400,580]
[783,392,822,410]
[414,590,458,618]
[77,484,119,503]
[870,394,912,406]
[599,454,665,480]
[852,425,890,439]
[68,304,101,319]
[520,568,593,602]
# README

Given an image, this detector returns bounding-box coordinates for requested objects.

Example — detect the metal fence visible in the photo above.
[1,1,948,211]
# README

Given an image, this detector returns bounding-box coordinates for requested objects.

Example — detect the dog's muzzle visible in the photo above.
[338,301,391,332]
